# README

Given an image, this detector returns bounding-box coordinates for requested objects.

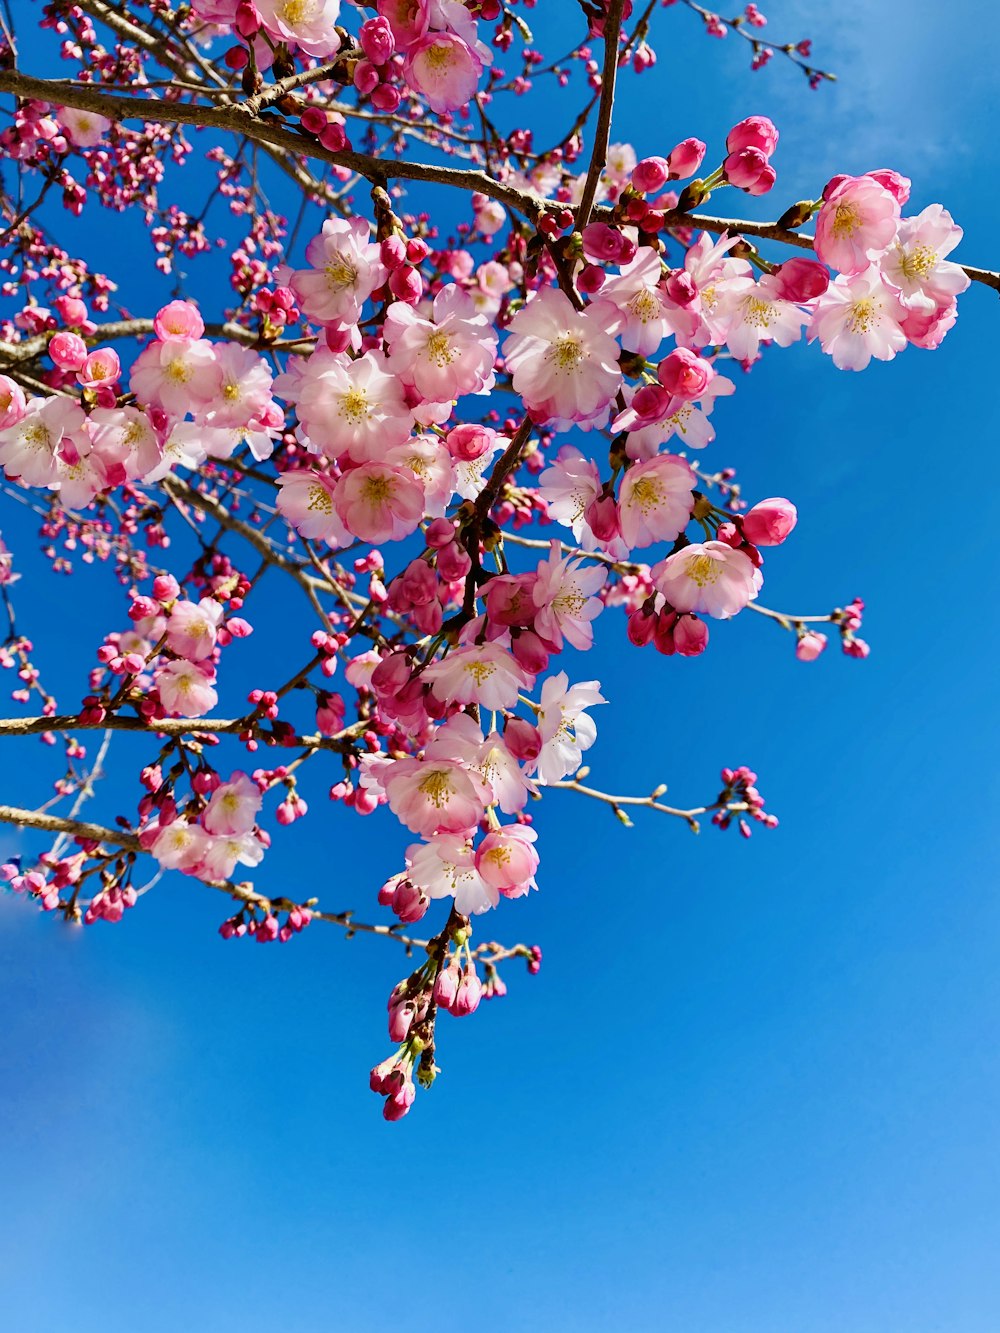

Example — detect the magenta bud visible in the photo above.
[504,715,542,761]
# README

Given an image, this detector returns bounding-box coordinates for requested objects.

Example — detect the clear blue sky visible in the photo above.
[2,3,999,1330]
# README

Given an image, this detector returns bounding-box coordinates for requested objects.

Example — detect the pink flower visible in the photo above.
[56,105,110,147]
[475,824,539,895]
[203,771,263,836]
[809,268,907,371]
[201,344,273,429]
[657,347,715,401]
[0,376,28,431]
[334,462,425,543]
[714,274,810,361]
[406,834,498,916]
[296,351,412,461]
[255,0,342,58]
[276,470,351,546]
[618,454,695,549]
[529,673,606,786]
[631,156,670,194]
[601,249,672,357]
[504,287,622,429]
[129,338,222,416]
[814,175,900,276]
[384,284,497,403]
[742,498,797,546]
[289,217,387,327]
[152,819,210,872]
[405,32,486,113]
[880,203,970,307]
[166,597,224,660]
[424,643,530,711]
[156,660,219,717]
[538,445,604,548]
[0,397,86,487]
[652,540,761,618]
[531,540,607,651]
[154,300,204,342]
[384,757,491,836]
[199,831,265,880]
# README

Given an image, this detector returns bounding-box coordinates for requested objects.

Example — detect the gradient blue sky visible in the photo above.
[2,3,999,1330]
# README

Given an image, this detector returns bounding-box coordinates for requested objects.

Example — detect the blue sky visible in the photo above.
[2,2,999,1330]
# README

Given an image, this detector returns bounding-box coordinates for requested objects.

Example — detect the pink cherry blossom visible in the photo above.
[384,284,497,403]
[424,642,530,711]
[531,540,607,651]
[880,204,970,307]
[618,454,695,550]
[383,757,492,836]
[652,541,762,618]
[475,824,539,895]
[289,218,387,327]
[156,660,219,717]
[296,351,413,462]
[814,174,900,275]
[406,834,498,916]
[166,598,224,661]
[809,268,908,371]
[505,287,623,430]
[334,462,425,543]
[255,0,342,58]
[601,249,671,357]
[57,105,111,147]
[203,771,263,836]
[276,470,351,545]
[529,673,606,786]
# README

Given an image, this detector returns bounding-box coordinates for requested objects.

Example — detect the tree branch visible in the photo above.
[0,69,554,222]
[576,0,626,229]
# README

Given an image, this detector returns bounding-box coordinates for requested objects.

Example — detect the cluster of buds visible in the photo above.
[712,766,777,837]
[219,900,313,943]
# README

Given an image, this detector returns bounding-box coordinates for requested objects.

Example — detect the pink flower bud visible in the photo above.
[392,879,429,923]
[434,962,461,1008]
[49,331,87,371]
[234,0,261,36]
[795,630,827,662]
[742,497,797,546]
[54,295,88,327]
[768,257,829,303]
[726,115,779,157]
[673,614,709,656]
[576,263,606,294]
[504,716,541,761]
[389,265,422,304]
[631,155,670,194]
[425,517,456,548]
[353,59,380,95]
[664,269,697,306]
[152,574,180,603]
[631,383,673,421]
[723,147,776,195]
[626,606,657,647]
[511,630,550,675]
[584,494,621,542]
[843,637,870,660]
[435,539,472,581]
[360,15,395,64]
[666,137,706,179]
[446,422,495,461]
[380,235,407,270]
[581,222,636,265]
[657,347,714,401]
[388,999,415,1042]
[383,1081,415,1121]
[867,168,911,205]
[450,968,482,1017]
[300,106,328,136]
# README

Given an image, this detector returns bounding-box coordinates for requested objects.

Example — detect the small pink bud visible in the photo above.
[742,497,797,546]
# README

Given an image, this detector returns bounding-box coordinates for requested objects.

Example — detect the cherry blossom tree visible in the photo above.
[0,0,994,1120]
